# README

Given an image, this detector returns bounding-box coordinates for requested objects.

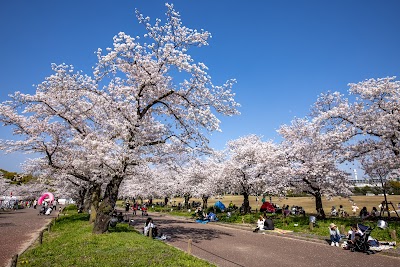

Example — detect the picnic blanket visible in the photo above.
[342,240,396,251]
[264,228,293,234]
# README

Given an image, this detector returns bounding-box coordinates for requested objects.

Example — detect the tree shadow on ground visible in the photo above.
[161,225,233,243]
[0,210,29,215]
[150,219,232,243]
[0,222,17,227]
[130,214,234,242]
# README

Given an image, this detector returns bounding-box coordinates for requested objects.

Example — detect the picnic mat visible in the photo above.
[264,228,293,234]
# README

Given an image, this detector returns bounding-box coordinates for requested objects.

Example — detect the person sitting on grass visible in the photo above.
[117,212,124,223]
[345,224,363,248]
[195,207,206,220]
[253,215,265,232]
[359,206,370,220]
[330,206,338,216]
[263,215,274,230]
[329,223,341,247]
[370,207,378,217]
[206,212,218,222]
[338,205,347,217]
[144,217,158,237]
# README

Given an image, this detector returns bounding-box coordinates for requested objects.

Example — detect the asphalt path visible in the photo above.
[131,213,400,267]
[0,207,57,267]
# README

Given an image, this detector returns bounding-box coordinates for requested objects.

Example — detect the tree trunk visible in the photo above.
[89,183,101,223]
[242,192,250,214]
[92,176,123,234]
[77,187,87,211]
[202,196,208,210]
[83,189,91,212]
[184,194,190,209]
[315,191,325,219]
[381,177,390,218]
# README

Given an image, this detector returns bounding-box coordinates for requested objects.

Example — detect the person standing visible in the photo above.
[125,201,130,212]
[351,203,359,216]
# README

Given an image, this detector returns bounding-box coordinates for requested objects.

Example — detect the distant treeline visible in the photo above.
[353,181,400,195]
[0,169,35,184]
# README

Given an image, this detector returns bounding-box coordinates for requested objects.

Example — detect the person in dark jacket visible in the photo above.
[263,215,274,230]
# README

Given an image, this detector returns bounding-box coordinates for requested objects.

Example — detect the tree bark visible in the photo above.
[89,183,101,223]
[76,187,87,211]
[92,176,123,234]
[242,192,250,214]
[184,194,190,209]
[315,191,326,219]
[202,196,208,210]
[380,174,390,218]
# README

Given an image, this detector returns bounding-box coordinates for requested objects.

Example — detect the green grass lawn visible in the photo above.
[17,210,215,267]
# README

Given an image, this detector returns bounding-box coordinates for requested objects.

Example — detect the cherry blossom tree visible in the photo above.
[0,173,11,196]
[312,77,400,214]
[169,157,221,209]
[191,157,224,209]
[0,3,239,233]
[218,135,283,214]
[278,118,352,218]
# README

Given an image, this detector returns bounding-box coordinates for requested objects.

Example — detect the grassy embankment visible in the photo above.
[17,205,215,267]
[139,195,400,241]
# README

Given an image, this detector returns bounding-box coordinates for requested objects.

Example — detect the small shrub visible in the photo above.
[63,204,79,211]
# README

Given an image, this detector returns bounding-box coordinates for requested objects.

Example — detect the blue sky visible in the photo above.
[1,0,399,173]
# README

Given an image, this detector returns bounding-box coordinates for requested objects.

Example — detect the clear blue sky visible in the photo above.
[1,0,399,172]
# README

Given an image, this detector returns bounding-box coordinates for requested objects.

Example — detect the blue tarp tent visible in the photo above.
[214,201,226,211]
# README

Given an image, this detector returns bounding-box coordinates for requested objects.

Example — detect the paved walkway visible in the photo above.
[131,213,400,267]
[0,207,58,267]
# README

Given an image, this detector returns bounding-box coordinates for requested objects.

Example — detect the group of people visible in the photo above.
[328,222,385,249]
[330,203,388,219]
[124,201,148,216]
[329,223,363,248]
[253,214,275,232]
[330,205,349,217]
[38,200,57,215]
[143,217,167,240]
[194,207,218,222]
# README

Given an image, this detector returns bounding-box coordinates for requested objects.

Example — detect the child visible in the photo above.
[329,223,341,247]
[253,215,265,232]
